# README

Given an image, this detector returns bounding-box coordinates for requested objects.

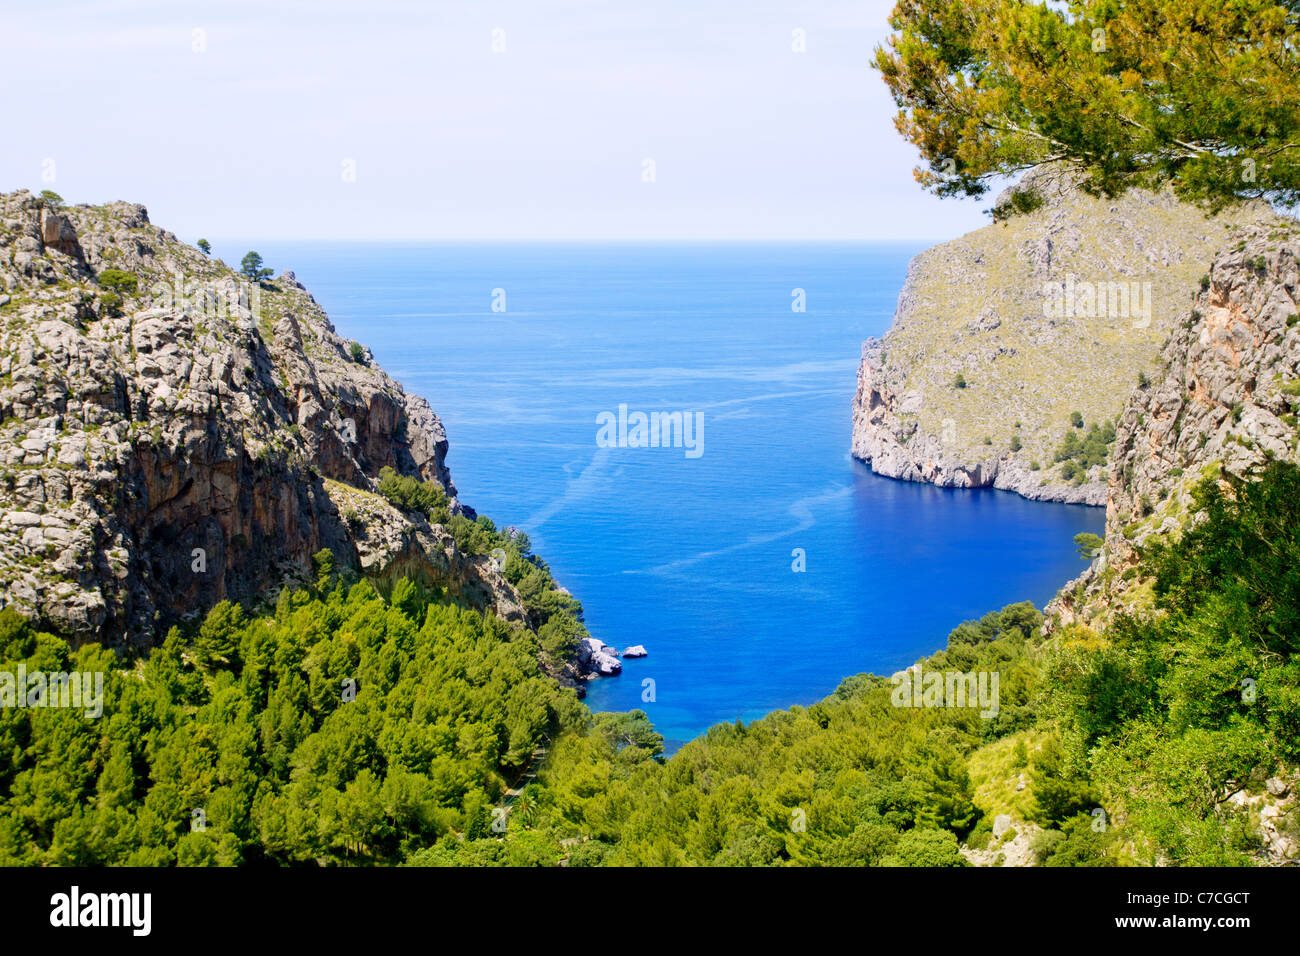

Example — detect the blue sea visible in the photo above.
[230,241,1103,751]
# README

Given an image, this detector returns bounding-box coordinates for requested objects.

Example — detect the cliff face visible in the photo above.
[0,190,523,647]
[851,167,1280,504]
[1049,221,1300,628]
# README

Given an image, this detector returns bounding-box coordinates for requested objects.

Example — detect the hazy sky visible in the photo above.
[1,0,997,241]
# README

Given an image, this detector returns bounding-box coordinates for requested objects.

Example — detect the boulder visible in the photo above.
[40,211,81,257]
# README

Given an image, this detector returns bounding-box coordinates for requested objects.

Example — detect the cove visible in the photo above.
[238,240,1105,752]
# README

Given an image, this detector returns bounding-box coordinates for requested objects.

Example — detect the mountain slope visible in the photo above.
[0,190,522,647]
[1049,220,1300,628]
[851,168,1281,504]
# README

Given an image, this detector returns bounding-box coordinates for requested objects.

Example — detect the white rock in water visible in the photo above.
[622,645,648,658]
[578,637,622,674]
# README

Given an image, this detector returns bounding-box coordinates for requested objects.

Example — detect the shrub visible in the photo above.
[240,251,273,282]
[1054,420,1116,472]
[991,186,1045,220]
[1074,532,1103,560]
[98,268,138,295]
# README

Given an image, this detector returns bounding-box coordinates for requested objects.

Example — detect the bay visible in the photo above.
[234,240,1104,751]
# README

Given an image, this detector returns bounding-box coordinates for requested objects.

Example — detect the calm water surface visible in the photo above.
[228,241,1103,750]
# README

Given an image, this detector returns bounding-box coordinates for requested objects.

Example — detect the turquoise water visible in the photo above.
[234,241,1103,751]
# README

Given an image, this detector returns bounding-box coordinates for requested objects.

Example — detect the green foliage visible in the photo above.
[0,580,584,865]
[197,239,212,255]
[374,467,587,655]
[1010,738,1028,769]
[239,251,273,282]
[880,827,966,867]
[348,341,366,364]
[1044,462,1300,864]
[311,548,336,590]
[1033,813,1118,866]
[97,268,138,295]
[1054,419,1116,482]
[39,190,63,207]
[486,601,1045,867]
[5,455,1296,867]
[1073,532,1103,561]
[990,186,1044,220]
[95,268,138,318]
[376,466,452,526]
[1027,735,1094,825]
[874,0,1300,208]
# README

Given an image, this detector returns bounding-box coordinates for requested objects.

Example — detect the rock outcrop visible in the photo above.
[0,190,524,647]
[851,166,1281,504]
[577,637,621,676]
[1225,774,1300,864]
[1048,220,1300,629]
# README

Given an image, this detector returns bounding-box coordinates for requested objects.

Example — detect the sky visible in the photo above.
[0,0,997,241]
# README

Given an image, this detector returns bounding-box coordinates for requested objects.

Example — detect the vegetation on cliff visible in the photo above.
[5,464,1296,865]
[848,168,1276,505]
[0,562,584,866]
[853,0,1297,505]
[374,466,589,665]
[0,188,502,645]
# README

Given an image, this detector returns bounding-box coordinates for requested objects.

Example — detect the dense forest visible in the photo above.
[3,463,1296,866]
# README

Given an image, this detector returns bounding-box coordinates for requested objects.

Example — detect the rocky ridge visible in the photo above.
[1044,221,1300,865]
[0,189,525,647]
[851,167,1281,504]
[1048,221,1300,630]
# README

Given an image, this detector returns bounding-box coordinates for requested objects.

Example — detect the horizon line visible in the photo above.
[199,236,956,245]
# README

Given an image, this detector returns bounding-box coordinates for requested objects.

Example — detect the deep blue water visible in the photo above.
[225,241,1103,751]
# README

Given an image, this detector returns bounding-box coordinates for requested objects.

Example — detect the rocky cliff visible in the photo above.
[1049,220,1300,628]
[0,190,524,647]
[851,167,1280,504]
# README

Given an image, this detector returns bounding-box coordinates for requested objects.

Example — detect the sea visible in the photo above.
[227,241,1104,752]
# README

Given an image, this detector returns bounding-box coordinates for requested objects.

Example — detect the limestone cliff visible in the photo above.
[0,190,524,647]
[851,167,1280,504]
[1048,220,1300,629]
